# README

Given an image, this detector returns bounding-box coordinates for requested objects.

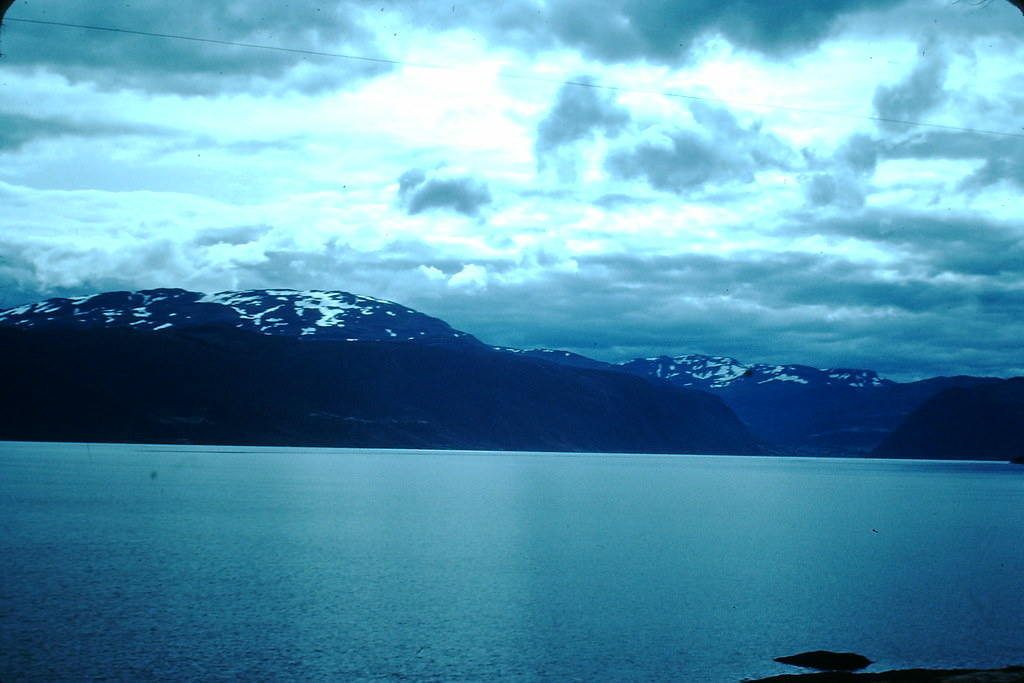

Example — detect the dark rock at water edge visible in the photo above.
[774,651,873,672]
[744,664,1024,682]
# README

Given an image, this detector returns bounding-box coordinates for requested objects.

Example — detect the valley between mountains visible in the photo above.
[1,288,1020,459]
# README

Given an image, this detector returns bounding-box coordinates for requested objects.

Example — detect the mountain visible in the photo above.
[872,377,1024,460]
[0,288,763,454]
[0,324,762,454]
[0,288,482,347]
[616,355,1000,455]
[0,287,1003,457]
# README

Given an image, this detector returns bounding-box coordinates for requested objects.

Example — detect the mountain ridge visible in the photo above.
[0,287,1009,457]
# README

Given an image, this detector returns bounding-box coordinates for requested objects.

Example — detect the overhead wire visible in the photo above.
[5,15,1024,140]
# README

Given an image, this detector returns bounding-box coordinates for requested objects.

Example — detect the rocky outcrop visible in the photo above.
[774,651,872,671]
[745,665,1024,682]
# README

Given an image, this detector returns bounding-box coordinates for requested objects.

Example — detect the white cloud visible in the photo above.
[447,264,489,290]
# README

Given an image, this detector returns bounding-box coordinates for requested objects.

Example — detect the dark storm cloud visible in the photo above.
[400,248,1024,380]
[0,112,168,151]
[887,130,1013,161]
[879,129,1024,191]
[561,251,977,314]
[397,168,493,217]
[1,1,391,93]
[802,173,859,207]
[0,113,75,151]
[192,225,269,248]
[787,209,1024,279]
[605,102,792,193]
[801,133,880,207]
[507,0,909,60]
[836,133,880,174]
[0,240,143,310]
[534,78,631,175]
[422,0,908,63]
[231,239,475,308]
[545,0,910,61]
[606,129,736,191]
[959,154,1024,192]
[872,36,949,129]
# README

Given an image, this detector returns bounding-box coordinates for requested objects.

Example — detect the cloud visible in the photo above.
[836,133,880,175]
[820,123,1023,199]
[192,225,269,248]
[802,172,860,207]
[872,36,949,130]
[0,113,73,151]
[3,177,1022,381]
[785,208,1024,280]
[605,102,792,193]
[1,1,392,93]
[533,77,631,178]
[423,243,1024,379]
[383,246,1023,381]
[0,111,166,152]
[958,153,1024,192]
[446,0,911,63]
[879,129,1024,192]
[447,264,489,290]
[801,133,880,208]
[396,167,492,216]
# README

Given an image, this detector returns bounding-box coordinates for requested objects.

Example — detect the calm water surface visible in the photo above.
[1,442,1023,682]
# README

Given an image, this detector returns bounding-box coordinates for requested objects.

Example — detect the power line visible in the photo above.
[5,17,429,69]
[6,15,1024,140]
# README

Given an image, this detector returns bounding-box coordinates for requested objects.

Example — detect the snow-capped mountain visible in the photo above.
[0,287,999,456]
[617,354,891,391]
[0,288,482,347]
[0,291,763,455]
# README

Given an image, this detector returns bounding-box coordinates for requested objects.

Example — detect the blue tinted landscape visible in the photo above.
[3,0,1024,680]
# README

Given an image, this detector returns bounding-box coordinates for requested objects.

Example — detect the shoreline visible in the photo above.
[744,665,1024,682]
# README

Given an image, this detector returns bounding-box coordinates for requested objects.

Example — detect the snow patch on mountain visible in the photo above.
[618,354,892,392]
[827,369,886,388]
[0,288,482,347]
[629,354,749,387]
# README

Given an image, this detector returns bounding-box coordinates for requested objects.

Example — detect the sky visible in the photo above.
[1,0,1022,381]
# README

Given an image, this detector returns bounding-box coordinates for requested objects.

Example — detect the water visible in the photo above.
[2,442,1023,682]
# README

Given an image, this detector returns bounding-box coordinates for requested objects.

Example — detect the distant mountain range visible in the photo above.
[615,355,1002,456]
[507,348,1003,457]
[0,288,1017,459]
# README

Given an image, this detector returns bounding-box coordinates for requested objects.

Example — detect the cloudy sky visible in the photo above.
[1,0,1022,380]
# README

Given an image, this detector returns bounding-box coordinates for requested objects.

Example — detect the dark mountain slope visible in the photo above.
[872,377,1024,460]
[0,325,762,454]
